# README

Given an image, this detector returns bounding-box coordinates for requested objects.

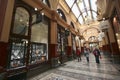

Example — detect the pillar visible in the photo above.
[49,11,59,67]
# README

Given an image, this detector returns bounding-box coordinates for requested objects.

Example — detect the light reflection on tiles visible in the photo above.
[28,53,120,80]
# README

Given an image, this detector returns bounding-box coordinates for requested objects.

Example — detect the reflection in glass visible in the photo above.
[9,39,27,68]
[13,7,29,35]
[30,43,47,64]
[31,14,49,64]
[57,28,68,55]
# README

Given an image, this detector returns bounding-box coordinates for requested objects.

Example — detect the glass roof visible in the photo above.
[65,0,97,25]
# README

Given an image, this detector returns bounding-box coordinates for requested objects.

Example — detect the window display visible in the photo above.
[57,27,68,55]
[30,42,47,64]
[9,39,27,68]
[31,15,49,64]
[72,35,76,58]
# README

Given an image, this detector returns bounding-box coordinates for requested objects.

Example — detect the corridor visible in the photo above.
[28,53,120,80]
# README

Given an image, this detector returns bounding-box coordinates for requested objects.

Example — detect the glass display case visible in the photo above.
[30,42,47,64]
[9,38,27,68]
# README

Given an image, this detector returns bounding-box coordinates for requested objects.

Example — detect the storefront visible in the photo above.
[0,0,79,79]
[6,0,50,79]
[71,34,77,59]
[110,9,120,55]
[57,24,68,64]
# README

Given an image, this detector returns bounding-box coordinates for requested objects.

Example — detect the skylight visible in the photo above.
[65,0,97,25]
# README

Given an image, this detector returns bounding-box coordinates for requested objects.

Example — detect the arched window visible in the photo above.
[9,6,31,68]
[12,7,30,36]
[70,22,75,28]
[88,36,98,42]
[57,9,67,22]
[41,0,50,7]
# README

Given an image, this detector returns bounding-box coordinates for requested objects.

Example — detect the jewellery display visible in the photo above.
[30,42,47,64]
[9,40,27,68]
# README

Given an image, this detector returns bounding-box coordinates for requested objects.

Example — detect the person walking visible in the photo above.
[76,48,81,62]
[93,47,101,64]
[84,47,89,63]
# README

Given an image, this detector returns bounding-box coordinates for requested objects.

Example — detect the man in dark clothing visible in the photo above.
[93,48,101,64]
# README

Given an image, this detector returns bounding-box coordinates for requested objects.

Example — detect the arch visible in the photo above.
[88,36,98,42]
[82,27,101,35]
[57,9,67,22]
[10,1,34,36]
[80,9,98,15]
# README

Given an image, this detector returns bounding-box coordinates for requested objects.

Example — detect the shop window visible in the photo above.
[57,9,67,22]
[30,42,47,64]
[57,27,68,55]
[8,38,27,68]
[72,34,76,58]
[8,6,30,69]
[12,7,29,36]
[30,15,49,64]
[57,26,68,63]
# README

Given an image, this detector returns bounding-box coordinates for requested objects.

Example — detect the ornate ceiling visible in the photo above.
[64,0,97,25]
[59,0,100,42]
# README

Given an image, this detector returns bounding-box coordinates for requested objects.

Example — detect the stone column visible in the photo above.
[49,11,59,67]
[0,0,8,39]
[66,32,72,60]
[0,0,14,79]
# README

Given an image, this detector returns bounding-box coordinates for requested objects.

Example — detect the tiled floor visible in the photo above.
[28,53,120,80]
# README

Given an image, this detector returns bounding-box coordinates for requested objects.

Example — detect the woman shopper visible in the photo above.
[84,47,90,63]
[76,48,81,62]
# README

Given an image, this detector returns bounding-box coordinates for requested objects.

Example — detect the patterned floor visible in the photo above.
[28,53,120,80]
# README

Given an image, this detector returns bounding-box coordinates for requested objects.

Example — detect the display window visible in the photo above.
[30,42,47,64]
[57,26,68,63]
[12,7,29,36]
[71,34,76,58]
[30,15,49,64]
[8,2,50,68]
[8,5,31,69]
[8,38,27,68]
[57,27,68,55]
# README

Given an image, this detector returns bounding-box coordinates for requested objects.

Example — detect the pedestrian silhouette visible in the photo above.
[93,47,101,64]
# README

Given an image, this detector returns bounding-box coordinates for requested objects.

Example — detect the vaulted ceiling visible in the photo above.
[65,0,97,25]
[58,0,100,41]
